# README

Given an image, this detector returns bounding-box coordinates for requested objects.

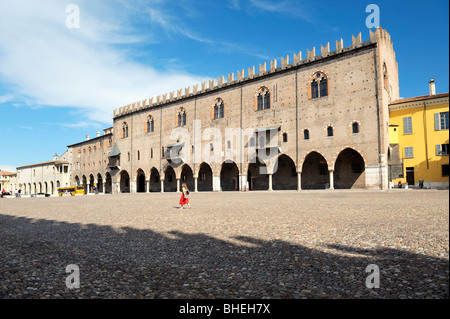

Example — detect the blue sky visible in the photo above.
[0,0,449,172]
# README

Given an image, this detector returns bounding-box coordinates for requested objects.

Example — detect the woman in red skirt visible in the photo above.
[179,183,191,209]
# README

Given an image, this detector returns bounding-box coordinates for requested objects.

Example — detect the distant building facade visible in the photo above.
[389,80,449,188]
[16,151,72,195]
[67,128,114,194]
[0,170,16,193]
[68,27,400,193]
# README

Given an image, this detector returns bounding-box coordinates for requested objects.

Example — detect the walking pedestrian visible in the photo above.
[179,183,191,209]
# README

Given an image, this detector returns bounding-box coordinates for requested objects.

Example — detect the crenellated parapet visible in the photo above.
[113,28,390,119]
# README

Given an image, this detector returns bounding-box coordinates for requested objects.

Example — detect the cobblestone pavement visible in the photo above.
[0,190,448,299]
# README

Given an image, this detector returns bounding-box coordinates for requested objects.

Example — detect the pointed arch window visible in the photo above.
[255,86,270,111]
[309,72,328,99]
[177,107,187,127]
[122,122,129,138]
[212,98,225,120]
[146,115,155,133]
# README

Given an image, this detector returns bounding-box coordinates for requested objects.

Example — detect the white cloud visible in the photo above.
[0,0,206,125]
[0,95,14,104]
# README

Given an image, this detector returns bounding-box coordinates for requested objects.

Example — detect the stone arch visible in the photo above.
[119,170,130,193]
[50,181,54,195]
[247,157,269,191]
[197,162,213,192]
[180,164,195,192]
[75,175,80,186]
[89,174,95,193]
[44,182,48,194]
[164,166,177,192]
[301,151,330,189]
[136,168,146,193]
[331,146,367,170]
[97,173,103,193]
[273,154,297,190]
[333,148,366,189]
[105,172,112,194]
[149,168,161,192]
[220,161,239,191]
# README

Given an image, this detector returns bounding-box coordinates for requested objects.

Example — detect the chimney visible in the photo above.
[86,134,90,141]
[96,131,100,137]
[429,78,436,95]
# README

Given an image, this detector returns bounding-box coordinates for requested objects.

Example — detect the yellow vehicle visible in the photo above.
[75,186,85,195]
[58,187,76,196]
[58,186,85,196]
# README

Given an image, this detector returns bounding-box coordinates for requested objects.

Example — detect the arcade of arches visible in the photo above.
[74,149,366,194]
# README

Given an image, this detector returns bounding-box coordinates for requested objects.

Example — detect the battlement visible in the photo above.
[113,27,391,119]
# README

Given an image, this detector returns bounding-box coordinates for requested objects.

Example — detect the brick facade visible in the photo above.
[69,27,399,193]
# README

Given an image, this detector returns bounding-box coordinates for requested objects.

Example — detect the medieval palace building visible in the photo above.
[67,27,399,194]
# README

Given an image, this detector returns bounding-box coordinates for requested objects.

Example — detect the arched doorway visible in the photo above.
[247,158,269,191]
[120,171,130,193]
[105,172,112,194]
[197,163,213,191]
[82,175,87,194]
[301,152,329,189]
[149,168,161,192]
[137,169,146,193]
[273,154,297,190]
[50,181,54,195]
[38,182,42,193]
[44,182,48,194]
[89,174,95,193]
[180,165,195,191]
[164,166,177,192]
[75,176,80,186]
[334,148,366,189]
[97,174,103,193]
[220,161,239,191]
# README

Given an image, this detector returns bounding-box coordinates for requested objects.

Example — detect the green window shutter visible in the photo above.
[435,113,440,131]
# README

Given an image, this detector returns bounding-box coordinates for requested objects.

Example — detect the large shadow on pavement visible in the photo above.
[0,214,448,299]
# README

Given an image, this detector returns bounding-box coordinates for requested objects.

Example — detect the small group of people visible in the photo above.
[179,183,191,209]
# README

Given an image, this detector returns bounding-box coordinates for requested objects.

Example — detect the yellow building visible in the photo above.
[389,80,449,188]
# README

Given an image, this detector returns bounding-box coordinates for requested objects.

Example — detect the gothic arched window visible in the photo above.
[146,115,155,133]
[122,122,129,138]
[255,86,270,111]
[309,72,328,99]
[212,98,225,120]
[176,107,187,127]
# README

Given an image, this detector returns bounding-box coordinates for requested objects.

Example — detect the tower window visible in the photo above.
[304,129,310,140]
[327,126,334,137]
[352,122,360,134]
